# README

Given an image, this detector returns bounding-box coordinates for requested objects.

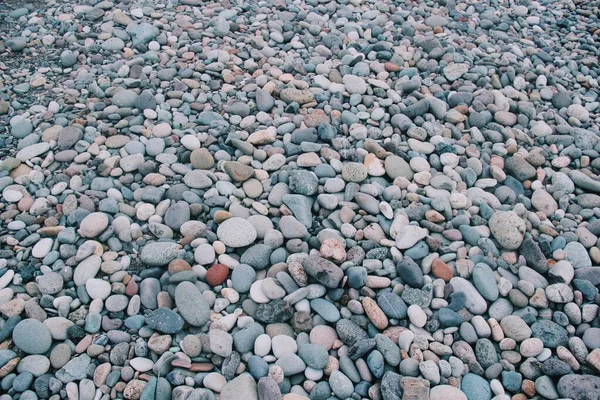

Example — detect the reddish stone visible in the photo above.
[384,62,401,72]
[522,379,535,397]
[205,264,229,286]
[168,259,191,274]
[125,279,138,296]
[189,363,214,372]
[431,258,453,282]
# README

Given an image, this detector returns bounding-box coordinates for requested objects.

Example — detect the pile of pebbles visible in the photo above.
[1,0,600,399]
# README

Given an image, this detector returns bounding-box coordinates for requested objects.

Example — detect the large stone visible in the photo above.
[461,373,491,400]
[449,277,487,315]
[500,316,531,342]
[175,282,211,327]
[431,385,467,400]
[217,217,257,248]
[221,374,258,400]
[557,375,600,400]
[79,212,109,238]
[140,242,180,267]
[505,156,536,181]
[145,308,184,334]
[303,255,344,288]
[489,211,525,250]
[12,319,52,355]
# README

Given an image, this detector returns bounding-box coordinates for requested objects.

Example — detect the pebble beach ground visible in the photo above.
[1,0,600,399]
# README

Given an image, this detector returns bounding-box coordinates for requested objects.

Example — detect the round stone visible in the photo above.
[431,385,467,400]
[216,217,257,248]
[79,212,109,238]
[86,278,111,300]
[205,264,230,286]
[13,319,53,355]
[489,211,526,250]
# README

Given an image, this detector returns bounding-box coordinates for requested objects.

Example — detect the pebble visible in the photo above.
[217,217,257,248]
[0,0,597,398]
[175,281,211,327]
[12,319,52,355]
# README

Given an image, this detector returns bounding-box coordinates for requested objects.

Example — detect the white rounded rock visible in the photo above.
[407,305,427,328]
[194,243,215,265]
[254,334,272,357]
[79,212,109,238]
[271,335,298,358]
[181,134,200,150]
[85,278,111,300]
[249,280,270,304]
[430,385,467,400]
[203,372,227,392]
[32,238,53,259]
[130,358,154,372]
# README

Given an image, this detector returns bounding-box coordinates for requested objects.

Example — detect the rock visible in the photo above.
[329,370,354,398]
[450,277,487,315]
[280,88,314,104]
[489,211,525,250]
[255,299,293,323]
[395,226,427,250]
[275,353,306,375]
[222,162,255,182]
[140,242,180,267]
[430,385,467,400]
[505,156,537,181]
[12,319,52,355]
[209,329,233,357]
[175,282,211,327]
[531,189,558,216]
[343,75,367,94]
[145,308,184,334]
[397,257,424,287]
[531,320,569,348]
[303,255,344,288]
[443,63,469,81]
[583,328,600,350]
[233,323,264,354]
[461,373,492,400]
[500,316,531,342]
[205,264,229,286]
[217,217,257,248]
[472,263,498,301]
[557,375,600,400]
[112,90,138,107]
[377,292,408,319]
[220,374,258,400]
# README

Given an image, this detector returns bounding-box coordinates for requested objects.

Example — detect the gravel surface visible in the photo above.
[1,0,600,399]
